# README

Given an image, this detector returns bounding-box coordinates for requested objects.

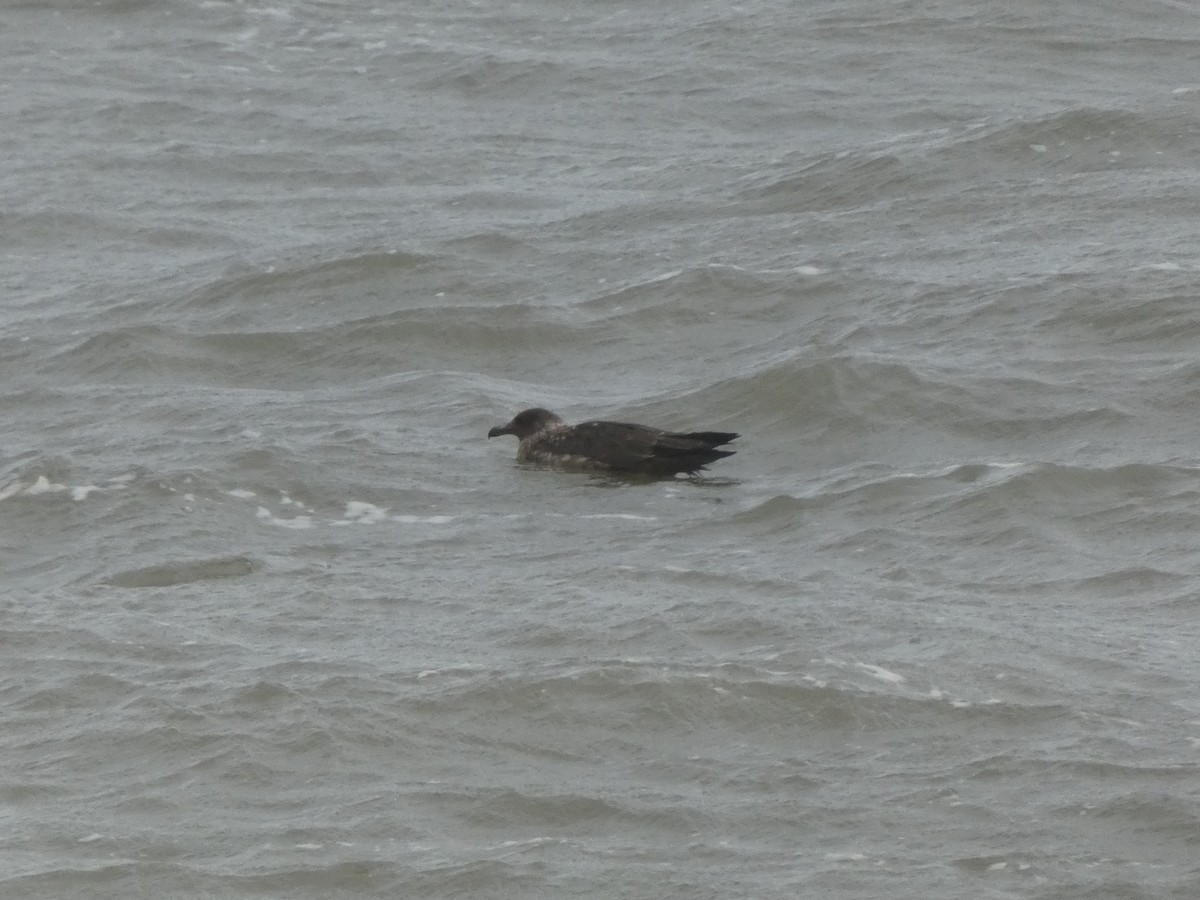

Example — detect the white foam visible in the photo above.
[580,513,657,521]
[491,837,564,851]
[256,507,314,530]
[246,497,452,529]
[274,516,314,530]
[249,6,293,22]
[1,474,135,501]
[793,264,825,276]
[26,476,68,495]
[417,665,483,679]
[228,489,257,499]
[344,501,388,524]
[857,663,905,684]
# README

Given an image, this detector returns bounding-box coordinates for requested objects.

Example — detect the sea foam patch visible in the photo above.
[857,663,905,684]
[25,475,67,495]
[579,513,658,521]
[0,473,133,502]
[344,500,389,524]
[225,486,452,529]
[256,506,315,529]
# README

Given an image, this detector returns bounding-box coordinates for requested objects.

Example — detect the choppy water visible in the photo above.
[5,1,1200,897]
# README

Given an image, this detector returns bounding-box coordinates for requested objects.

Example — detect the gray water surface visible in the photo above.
[4,1,1200,897]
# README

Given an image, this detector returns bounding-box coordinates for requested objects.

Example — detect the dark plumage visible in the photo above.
[487,407,738,477]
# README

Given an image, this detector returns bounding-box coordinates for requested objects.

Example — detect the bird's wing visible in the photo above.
[533,421,665,470]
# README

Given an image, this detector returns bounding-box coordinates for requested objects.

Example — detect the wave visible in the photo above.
[407,658,1062,732]
[733,104,1196,224]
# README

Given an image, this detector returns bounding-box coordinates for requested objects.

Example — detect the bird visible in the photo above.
[487,407,737,477]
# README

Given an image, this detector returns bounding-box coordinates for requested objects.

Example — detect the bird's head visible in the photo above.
[487,408,563,440]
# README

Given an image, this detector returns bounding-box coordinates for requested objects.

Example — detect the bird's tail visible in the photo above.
[671,431,738,447]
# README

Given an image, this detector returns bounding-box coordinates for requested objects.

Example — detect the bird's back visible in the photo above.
[524,419,737,476]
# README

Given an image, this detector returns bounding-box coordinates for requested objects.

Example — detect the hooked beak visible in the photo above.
[487,423,511,439]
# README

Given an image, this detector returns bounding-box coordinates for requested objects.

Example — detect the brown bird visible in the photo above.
[487,408,737,477]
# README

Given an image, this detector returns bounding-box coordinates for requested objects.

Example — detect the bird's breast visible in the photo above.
[518,442,609,472]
